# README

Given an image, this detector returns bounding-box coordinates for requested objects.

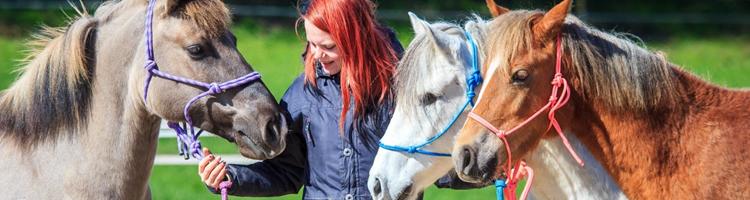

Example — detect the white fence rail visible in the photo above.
[157,121,217,138]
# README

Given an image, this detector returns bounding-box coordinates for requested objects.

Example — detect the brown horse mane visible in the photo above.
[487,11,680,114]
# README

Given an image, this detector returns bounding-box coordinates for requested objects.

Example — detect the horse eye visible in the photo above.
[186,45,205,59]
[512,69,530,85]
[421,93,438,105]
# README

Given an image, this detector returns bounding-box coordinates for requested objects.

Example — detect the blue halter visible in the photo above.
[378,30,483,157]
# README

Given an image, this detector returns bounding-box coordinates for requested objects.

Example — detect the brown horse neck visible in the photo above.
[565,65,750,198]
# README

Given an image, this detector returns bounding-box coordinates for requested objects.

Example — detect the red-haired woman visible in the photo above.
[198,0,476,199]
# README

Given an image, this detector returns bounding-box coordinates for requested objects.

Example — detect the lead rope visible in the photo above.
[143,0,262,199]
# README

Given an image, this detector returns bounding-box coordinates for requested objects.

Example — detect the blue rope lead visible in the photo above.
[495,179,507,200]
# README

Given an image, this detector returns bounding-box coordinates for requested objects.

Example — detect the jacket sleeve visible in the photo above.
[217,129,307,196]
[433,170,490,189]
[206,81,308,196]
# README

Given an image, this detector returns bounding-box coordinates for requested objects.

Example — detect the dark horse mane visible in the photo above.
[0,16,97,149]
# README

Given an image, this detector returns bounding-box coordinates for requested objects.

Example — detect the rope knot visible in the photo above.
[495,130,507,138]
[208,83,224,94]
[551,73,564,86]
[189,141,203,159]
[467,90,476,102]
[191,141,202,150]
[549,95,558,102]
[466,72,482,105]
[145,60,157,72]
[220,180,233,200]
[220,181,233,190]
[406,147,418,153]
[467,72,483,88]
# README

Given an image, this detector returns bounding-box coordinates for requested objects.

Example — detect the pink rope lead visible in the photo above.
[467,34,583,200]
[219,181,233,200]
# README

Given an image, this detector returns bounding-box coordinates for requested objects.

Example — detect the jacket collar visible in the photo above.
[315,62,340,80]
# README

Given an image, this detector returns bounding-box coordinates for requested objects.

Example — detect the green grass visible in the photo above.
[150,165,301,200]
[0,36,23,90]
[151,165,497,200]
[158,137,242,155]
[649,36,750,88]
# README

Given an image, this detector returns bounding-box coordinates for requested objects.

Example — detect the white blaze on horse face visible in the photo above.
[474,56,503,107]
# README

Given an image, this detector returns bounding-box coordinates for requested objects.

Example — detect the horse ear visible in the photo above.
[532,0,571,42]
[408,12,431,36]
[486,0,509,17]
[408,12,453,56]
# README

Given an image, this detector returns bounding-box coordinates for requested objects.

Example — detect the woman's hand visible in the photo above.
[198,148,227,189]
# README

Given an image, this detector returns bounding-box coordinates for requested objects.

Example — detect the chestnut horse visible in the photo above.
[453,0,750,199]
[0,0,287,199]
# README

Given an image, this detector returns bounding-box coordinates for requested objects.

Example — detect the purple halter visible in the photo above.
[143,0,258,198]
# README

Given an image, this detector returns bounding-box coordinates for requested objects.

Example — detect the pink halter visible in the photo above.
[468,34,584,200]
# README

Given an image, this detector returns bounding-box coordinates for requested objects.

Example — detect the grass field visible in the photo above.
[1,20,748,199]
[151,165,501,200]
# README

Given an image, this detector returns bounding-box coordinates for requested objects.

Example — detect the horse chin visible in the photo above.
[234,131,277,160]
[456,171,494,185]
[372,180,421,200]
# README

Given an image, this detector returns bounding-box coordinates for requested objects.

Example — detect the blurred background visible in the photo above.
[1,0,748,199]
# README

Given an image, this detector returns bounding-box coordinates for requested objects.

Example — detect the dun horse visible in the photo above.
[453,0,750,199]
[0,0,287,199]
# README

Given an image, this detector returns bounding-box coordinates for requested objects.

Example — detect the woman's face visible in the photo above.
[304,20,342,75]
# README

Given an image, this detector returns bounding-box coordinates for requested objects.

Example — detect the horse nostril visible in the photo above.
[373,177,382,197]
[264,116,279,146]
[460,146,477,176]
[396,184,413,200]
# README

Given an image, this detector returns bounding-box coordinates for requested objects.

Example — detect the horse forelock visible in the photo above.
[168,0,231,39]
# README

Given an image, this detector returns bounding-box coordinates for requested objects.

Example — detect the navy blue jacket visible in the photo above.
[213,28,480,200]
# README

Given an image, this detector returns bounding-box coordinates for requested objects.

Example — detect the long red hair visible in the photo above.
[301,0,398,130]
